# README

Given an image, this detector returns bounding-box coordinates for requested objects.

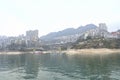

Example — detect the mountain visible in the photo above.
[40,24,97,41]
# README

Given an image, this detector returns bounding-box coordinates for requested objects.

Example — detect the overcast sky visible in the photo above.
[0,0,120,37]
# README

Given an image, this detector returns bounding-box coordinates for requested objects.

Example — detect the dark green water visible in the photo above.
[0,53,120,80]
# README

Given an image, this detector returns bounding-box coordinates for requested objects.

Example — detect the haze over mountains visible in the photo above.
[40,24,97,41]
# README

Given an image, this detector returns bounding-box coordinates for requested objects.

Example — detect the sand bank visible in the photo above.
[0,48,120,55]
[63,48,120,55]
[0,51,30,55]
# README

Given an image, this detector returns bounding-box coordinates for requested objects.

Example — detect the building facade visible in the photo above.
[99,23,107,31]
[26,30,39,47]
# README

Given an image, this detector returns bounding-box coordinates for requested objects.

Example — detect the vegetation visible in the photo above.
[7,42,27,51]
[71,38,120,49]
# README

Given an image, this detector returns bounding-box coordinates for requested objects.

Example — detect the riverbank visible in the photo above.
[0,51,22,55]
[0,51,31,55]
[0,48,120,55]
[62,48,120,55]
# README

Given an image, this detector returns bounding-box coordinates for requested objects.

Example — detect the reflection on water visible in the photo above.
[0,53,120,80]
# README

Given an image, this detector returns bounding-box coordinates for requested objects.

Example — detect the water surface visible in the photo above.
[0,53,120,80]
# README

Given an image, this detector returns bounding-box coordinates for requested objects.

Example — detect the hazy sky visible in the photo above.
[0,0,120,37]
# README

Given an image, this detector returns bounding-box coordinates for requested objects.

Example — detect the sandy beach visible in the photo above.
[0,51,30,55]
[0,48,120,55]
[63,48,120,55]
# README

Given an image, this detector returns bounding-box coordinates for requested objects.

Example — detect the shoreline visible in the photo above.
[0,48,120,55]
[0,51,31,55]
[62,48,120,55]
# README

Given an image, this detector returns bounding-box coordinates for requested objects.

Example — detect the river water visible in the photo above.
[0,53,120,80]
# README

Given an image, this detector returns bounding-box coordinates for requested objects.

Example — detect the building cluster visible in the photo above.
[83,23,108,39]
[83,23,120,39]
[0,30,40,50]
[53,23,120,44]
[0,23,120,50]
[110,30,120,39]
[54,34,83,44]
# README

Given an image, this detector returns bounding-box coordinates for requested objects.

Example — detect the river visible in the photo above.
[0,53,120,80]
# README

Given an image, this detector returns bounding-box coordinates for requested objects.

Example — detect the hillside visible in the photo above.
[40,24,97,41]
[71,38,120,49]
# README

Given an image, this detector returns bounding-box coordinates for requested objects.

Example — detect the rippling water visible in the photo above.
[0,53,120,80]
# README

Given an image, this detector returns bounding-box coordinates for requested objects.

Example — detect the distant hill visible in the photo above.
[40,24,97,41]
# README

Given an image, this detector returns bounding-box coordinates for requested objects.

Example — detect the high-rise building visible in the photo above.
[99,23,108,31]
[26,30,39,47]
[26,30,39,41]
